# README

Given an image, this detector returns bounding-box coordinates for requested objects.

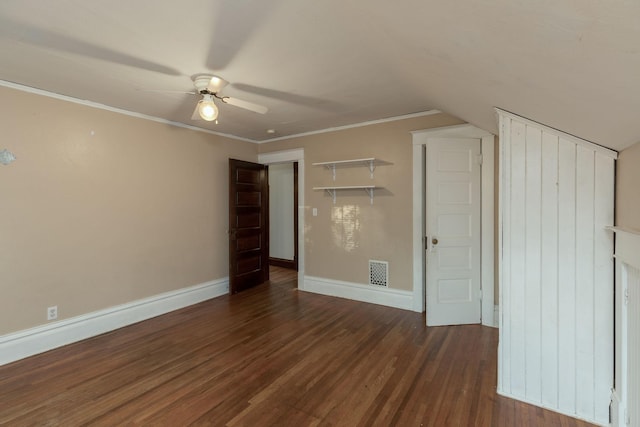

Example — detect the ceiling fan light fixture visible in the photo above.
[198,94,219,121]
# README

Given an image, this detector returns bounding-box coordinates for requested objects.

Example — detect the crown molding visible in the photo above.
[1,79,443,145]
[0,79,255,143]
[259,110,443,143]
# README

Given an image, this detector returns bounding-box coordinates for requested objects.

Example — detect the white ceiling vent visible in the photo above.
[369,260,388,287]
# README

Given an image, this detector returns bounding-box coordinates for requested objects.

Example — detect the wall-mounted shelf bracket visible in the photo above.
[366,159,376,178]
[312,158,378,180]
[363,186,375,204]
[325,187,338,204]
[329,164,337,180]
[313,185,380,205]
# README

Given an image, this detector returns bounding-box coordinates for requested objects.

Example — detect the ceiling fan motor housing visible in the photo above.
[193,75,228,94]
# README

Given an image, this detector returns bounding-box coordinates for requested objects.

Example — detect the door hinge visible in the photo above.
[477,154,483,165]
[624,288,629,305]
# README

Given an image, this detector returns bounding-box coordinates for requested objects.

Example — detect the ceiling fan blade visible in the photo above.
[0,16,181,76]
[222,97,268,114]
[191,104,201,120]
[205,2,275,70]
[139,89,196,95]
[232,83,343,112]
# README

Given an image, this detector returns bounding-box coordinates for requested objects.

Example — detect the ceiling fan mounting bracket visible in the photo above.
[196,89,229,102]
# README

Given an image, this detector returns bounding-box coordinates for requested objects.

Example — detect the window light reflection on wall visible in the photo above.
[331,205,361,252]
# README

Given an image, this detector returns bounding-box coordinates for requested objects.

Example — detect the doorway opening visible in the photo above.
[268,162,299,271]
[258,149,305,288]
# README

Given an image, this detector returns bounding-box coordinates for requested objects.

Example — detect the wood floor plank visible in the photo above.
[0,266,596,426]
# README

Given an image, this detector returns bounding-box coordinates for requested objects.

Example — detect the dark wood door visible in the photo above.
[229,159,269,294]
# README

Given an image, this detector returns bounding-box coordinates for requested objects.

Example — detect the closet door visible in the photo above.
[497,109,616,426]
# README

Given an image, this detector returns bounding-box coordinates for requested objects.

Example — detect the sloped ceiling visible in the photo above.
[0,0,638,150]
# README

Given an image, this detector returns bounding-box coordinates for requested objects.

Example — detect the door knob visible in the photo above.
[432,237,438,245]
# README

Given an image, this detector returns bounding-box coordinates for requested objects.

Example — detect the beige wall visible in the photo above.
[1,84,480,337]
[616,141,640,231]
[0,86,257,334]
[260,113,465,291]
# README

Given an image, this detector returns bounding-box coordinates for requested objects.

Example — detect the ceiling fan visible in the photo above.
[191,75,268,122]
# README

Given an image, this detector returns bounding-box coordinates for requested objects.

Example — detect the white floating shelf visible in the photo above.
[312,158,379,180]
[313,185,382,205]
[605,225,640,236]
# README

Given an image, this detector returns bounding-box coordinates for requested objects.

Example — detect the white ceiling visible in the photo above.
[1,0,639,150]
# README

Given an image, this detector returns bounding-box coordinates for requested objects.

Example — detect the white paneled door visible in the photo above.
[426,137,481,326]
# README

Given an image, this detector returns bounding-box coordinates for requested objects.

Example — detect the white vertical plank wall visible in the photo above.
[622,264,640,427]
[557,136,578,414]
[540,131,559,409]
[610,228,640,427]
[593,154,615,422]
[524,125,542,402]
[497,109,616,425]
[627,266,640,427]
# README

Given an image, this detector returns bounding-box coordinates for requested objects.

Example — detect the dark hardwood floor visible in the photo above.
[0,266,595,426]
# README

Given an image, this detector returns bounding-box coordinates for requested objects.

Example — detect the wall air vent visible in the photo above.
[369,260,388,287]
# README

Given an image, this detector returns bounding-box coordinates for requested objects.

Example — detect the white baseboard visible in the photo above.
[0,278,229,366]
[302,275,414,311]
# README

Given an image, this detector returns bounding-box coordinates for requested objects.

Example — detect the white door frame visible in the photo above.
[258,149,305,287]
[412,124,496,327]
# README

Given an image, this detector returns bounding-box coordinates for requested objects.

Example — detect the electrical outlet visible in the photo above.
[47,306,58,321]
